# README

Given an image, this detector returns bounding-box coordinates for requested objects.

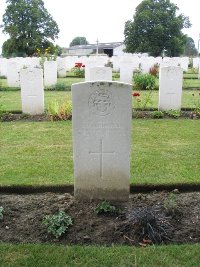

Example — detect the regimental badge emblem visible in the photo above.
[88,88,115,116]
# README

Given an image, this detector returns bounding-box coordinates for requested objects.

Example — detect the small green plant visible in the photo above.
[164,193,178,215]
[152,110,164,119]
[165,109,181,118]
[0,206,4,220]
[71,62,85,78]
[95,200,120,215]
[133,73,156,90]
[192,92,200,116]
[43,211,73,238]
[132,91,153,110]
[20,113,29,119]
[46,99,72,121]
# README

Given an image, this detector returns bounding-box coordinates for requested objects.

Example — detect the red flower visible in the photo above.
[82,64,85,68]
[132,92,140,97]
[75,62,83,68]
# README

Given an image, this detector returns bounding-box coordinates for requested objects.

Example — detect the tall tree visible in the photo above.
[69,37,89,47]
[184,36,198,56]
[1,0,59,57]
[124,0,191,57]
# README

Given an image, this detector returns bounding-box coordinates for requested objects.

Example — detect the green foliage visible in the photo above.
[69,37,89,47]
[192,92,200,116]
[132,90,153,110]
[2,0,59,57]
[152,110,164,119]
[133,73,156,90]
[45,82,70,91]
[164,193,178,215]
[124,0,191,56]
[184,36,198,56]
[95,200,120,215]
[43,211,73,239]
[0,111,13,122]
[71,63,85,78]
[165,109,181,118]
[46,99,72,121]
[0,206,4,220]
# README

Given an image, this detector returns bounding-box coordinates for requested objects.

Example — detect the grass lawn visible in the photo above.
[0,89,199,112]
[0,243,200,267]
[0,120,199,186]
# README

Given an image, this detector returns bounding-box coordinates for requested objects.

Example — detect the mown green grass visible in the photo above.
[0,120,199,186]
[1,89,199,112]
[0,244,200,267]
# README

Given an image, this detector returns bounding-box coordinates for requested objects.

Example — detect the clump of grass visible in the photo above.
[46,99,72,120]
[121,206,172,244]
[164,192,178,216]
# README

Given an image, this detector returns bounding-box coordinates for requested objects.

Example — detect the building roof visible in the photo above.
[69,42,124,50]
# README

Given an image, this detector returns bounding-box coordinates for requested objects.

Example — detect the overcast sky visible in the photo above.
[0,0,199,53]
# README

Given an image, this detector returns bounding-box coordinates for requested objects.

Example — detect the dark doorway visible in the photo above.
[104,49,113,57]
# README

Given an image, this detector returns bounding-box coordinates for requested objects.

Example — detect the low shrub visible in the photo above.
[165,109,181,118]
[149,64,159,77]
[133,73,156,90]
[43,211,73,239]
[122,207,172,244]
[0,111,14,122]
[152,110,164,119]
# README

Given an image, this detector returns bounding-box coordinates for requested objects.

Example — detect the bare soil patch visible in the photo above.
[0,191,199,246]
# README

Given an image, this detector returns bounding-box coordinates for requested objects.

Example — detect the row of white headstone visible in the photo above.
[5,60,57,88]
[0,54,196,81]
[19,65,182,115]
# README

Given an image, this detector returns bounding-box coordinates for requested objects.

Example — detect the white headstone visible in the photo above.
[89,66,112,81]
[44,60,57,86]
[0,58,8,77]
[159,66,183,111]
[72,81,132,200]
[192,57,199,69]
[7,60,20,87]
[20,68,44,114]
[119,57,138,84]
[180,57,189,71]
[57,57,67,77]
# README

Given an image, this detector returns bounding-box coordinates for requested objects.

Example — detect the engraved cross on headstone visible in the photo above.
[89,138,115,178]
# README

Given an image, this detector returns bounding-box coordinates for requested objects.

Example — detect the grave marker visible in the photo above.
[72,81,132,200]
[20,68,44,114]
[159,66,183,111]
